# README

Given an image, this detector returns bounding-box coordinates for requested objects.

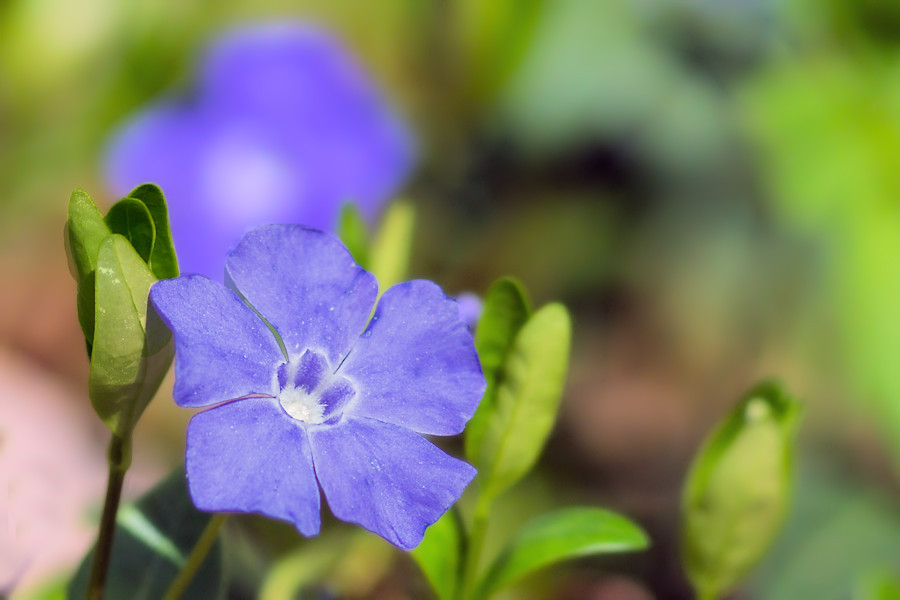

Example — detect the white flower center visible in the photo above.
[279,385,326,424]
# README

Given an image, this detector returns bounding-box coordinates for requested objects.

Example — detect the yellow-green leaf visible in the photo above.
[681,382,802,600]
[476,303,571,505]
[369,200,415,294]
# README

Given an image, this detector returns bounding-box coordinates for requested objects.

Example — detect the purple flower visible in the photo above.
[149,225,484,549]
[454,292,483,331]
[106,23,413,278]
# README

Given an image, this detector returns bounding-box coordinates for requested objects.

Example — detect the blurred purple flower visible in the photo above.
[106,24,413,278]
[454,292,483,331]
[149,225,484,549]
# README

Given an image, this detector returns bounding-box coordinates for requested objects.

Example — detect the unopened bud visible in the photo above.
[681,382,802,600]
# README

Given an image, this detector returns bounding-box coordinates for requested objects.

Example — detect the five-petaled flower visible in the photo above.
[149,225,484,550]
[106,23,412,278]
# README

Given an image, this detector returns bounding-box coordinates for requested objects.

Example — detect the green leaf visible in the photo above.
[65,189,112,351]
[476,507,648,598]
[337,202,371,268]
[476,303,571,505]
[858,571,900,600]
[411,510,463,600]
[127,183,179,279]
[465,277,532,466]
[68,469,224,600]
[681,382,802,600]
[88,235,173,436]
[105,198,156,265]
[369,200,415,293]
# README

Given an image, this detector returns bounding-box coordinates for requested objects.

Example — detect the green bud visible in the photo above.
[65,187,177,437]
[88,235,173,437]
[681,382,802,600]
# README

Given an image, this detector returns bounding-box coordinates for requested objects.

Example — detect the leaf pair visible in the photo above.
[66,185,178,438]
[466,277,570,506]
[416,506,648,600]
[414,278,648,599]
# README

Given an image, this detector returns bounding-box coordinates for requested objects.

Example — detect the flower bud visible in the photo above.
[681,382,802,600]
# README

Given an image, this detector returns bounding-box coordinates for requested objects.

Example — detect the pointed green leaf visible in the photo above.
[65,189,112,350]
[682,382,802,600]
[477,303,571,505]
[476,507,648,598]
[68,469,224,600]
[369,200,415,293]
[127,183,179,279]
[465,277,532,465]
[411,510,463,600]
[89,235,173,436]
[105,198,156,265]
[337,202,371,269]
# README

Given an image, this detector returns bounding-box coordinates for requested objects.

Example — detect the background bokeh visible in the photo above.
[2,0,900,598]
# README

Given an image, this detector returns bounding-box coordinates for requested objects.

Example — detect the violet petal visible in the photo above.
[186,397,320,536]
[150,275,283,407]
[309,417,475,550]
[225,225,377,366]
[340,280,485,435]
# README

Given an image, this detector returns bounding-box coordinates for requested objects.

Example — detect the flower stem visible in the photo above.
[460,495,491,600]
[86,434,131,600]
[162,513,227,600]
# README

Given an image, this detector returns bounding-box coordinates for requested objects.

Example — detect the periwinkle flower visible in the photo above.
[454,292,483,331]
[106,24,412,278]
[149,225,484,549]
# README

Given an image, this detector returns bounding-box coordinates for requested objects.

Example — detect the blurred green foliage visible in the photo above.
[742,0,900,462]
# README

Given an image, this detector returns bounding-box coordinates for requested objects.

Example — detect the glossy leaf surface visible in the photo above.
[66,189,113,351]
[88,235,173,435]
[127,183,179,279]
[105,197,156,264]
